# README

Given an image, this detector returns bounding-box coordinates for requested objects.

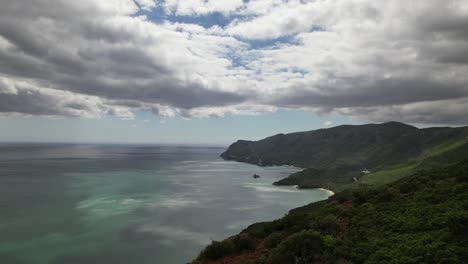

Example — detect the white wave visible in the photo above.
[243,183,300,193]
[318,188,335,196]
[76,196,145,220]
[149,198,200,209]
[137,224,210,245]
[189,169,239,172]
[121,198,139,205]
[208,161,237,164]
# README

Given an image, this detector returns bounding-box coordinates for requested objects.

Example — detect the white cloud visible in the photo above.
[0,77,17,94]
[0,0,467,125]
[336,98,468,125]
[179,104,277,118]
[0,0,251,118]
[162,0,244,16]
[106,106,135,120]
[322,121,333,127]
[0,76,131,119]
[227,1,321,40]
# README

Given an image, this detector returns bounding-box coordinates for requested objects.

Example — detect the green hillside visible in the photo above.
[194,122,468,263]
[221,122,468,190]
[193,160,468,264]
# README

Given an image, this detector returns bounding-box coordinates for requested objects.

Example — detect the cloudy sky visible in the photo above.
[1,0,467,144]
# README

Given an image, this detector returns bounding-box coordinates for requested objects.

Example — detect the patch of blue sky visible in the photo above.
[278,66,308,75]
[166,12,233,28]
[141,7,234,28]
[246,35,299,49]
[225,36,300,70]
[310,25,326,32]
[133,5,166,23]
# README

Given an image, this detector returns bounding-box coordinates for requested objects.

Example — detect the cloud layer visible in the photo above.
[1,0,467,124]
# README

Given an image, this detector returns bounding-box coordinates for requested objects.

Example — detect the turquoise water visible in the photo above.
[0,144,331,263]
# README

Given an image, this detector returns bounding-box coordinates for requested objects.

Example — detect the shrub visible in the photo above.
[375,187,400,202]
[246,255,267,264]
[268,230,324,264]
[264,232,283,249]
[448,212,468,240]
[246,222,272,238]
[198,240,234,260]
[233,233,256,252]
[311,214,340,235]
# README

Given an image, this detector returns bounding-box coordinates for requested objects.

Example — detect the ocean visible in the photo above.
[0,144,331,264]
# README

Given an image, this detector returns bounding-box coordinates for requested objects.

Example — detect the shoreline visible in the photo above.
[290,185,335,197]
[223,157,336,197]
[319,187,335,196]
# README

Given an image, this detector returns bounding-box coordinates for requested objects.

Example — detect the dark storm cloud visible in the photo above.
[275,77,468,108]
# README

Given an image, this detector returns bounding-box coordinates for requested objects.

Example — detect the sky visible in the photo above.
[0,0,467,144]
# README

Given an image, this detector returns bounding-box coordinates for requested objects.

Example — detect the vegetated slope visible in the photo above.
[278,134,468,191]
[221,122,422,168]
[193,160,468,264]
[221,122,468,190]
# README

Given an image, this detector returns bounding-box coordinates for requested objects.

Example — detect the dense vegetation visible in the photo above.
[221,122,468,190]
[193,160,468,263]
[194,122,468,263]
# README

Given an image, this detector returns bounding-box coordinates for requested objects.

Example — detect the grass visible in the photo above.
[334,137,468,192]
[360,164,417,185]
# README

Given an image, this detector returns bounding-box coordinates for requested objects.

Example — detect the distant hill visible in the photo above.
[221,122,468,190]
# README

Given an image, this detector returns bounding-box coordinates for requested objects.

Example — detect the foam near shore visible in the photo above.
[319,188,335,196]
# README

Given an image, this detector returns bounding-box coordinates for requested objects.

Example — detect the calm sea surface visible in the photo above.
[0,144,330,264]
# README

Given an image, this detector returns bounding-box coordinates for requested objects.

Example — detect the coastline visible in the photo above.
[292,185,335,197]
[319,187,335,196]
[222,157,335,197]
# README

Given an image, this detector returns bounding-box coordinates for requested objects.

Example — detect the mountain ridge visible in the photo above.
[220,122,468,190]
